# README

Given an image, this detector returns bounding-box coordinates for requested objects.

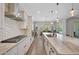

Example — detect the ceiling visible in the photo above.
[21,3,79,21]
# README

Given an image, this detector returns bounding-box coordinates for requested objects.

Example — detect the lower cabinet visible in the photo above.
[48,44,57,55]
[17,38,27,55]
[24,37,33,54]
[4,36,33,55]
[17,37,32,55]
[44,37,57,55]
[4,46,18,55]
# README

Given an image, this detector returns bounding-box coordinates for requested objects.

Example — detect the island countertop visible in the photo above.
[43,32,79,55]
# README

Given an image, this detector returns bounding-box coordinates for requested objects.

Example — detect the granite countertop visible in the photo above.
[43,32,79,55]
[0,43,17,55]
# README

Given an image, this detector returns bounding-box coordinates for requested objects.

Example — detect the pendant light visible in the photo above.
[70,3,75,16]
[56,3,59,22]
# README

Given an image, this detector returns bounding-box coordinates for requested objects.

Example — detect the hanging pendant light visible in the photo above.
[70,3,75,16]
[56,3,59,22]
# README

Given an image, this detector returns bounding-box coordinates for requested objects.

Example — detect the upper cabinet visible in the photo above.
[5,3,24,21]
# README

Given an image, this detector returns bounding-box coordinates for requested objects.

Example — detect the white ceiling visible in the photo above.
[21,3,79,21]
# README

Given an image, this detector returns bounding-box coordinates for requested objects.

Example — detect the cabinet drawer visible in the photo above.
[17,37,27,55]
[49,48,56,55]
[4,46,17,55]
[48,43,57,55]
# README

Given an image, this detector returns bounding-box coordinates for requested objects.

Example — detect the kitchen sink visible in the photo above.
[1,35,26,43]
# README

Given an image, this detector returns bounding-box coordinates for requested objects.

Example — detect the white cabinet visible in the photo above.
[43,36,57,55]
[23,36,33,54]
[18,42,25,55]
[48,43,57,55]
[17,37,27,55]
[17,37,33,55]
[43,36,49,54]
[5,3,23,21]
[4,46,18,55]
[5,3,16,18]
[25,37,31,52]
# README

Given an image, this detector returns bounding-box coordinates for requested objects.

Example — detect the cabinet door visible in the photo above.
[5,3,15,15]
[48,43,57,55]
[17,38,27,55]
[26,37,31,49]
[18,43,25,55]
[23,37,30,53]
[24,37,33,54]
[44,38,49,54]
[17,37,33,55]
[5,46,17,55]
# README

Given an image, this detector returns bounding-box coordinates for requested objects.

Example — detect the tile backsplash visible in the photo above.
[4,17,22,39]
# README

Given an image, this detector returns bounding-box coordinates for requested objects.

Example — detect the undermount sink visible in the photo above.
[1,35,26,43]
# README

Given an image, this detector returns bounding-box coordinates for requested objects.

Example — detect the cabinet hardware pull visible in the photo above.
[50,48,54,53]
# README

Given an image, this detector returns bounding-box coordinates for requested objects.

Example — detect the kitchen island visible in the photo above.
[43,32,79,55]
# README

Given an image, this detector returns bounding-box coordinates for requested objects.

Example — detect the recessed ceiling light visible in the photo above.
[56,3,59,5]
[51,10,53,13]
